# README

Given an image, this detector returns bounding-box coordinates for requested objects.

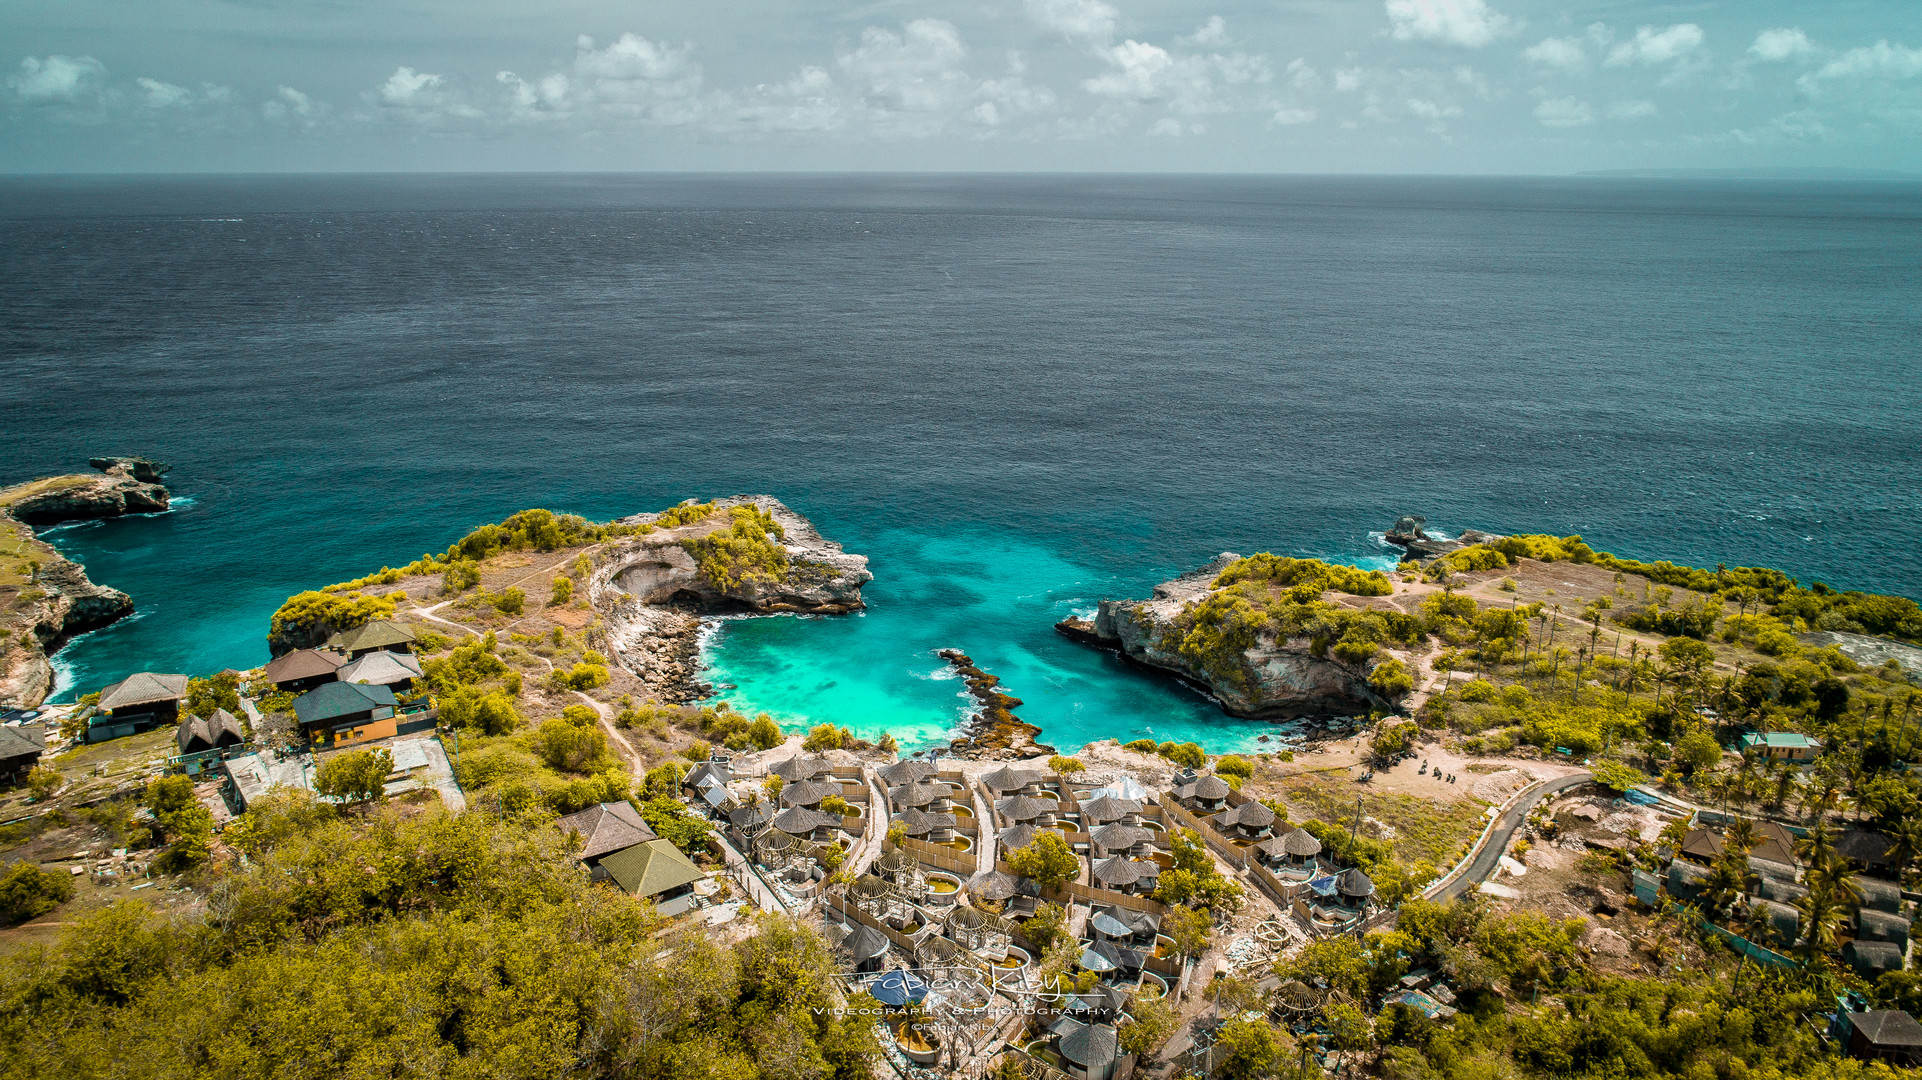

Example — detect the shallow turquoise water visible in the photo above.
[700,526,1396,753]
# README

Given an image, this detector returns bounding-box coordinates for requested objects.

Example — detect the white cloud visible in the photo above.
[730,66,843,133]
[1406,97,1461,121]
[1522,37,1586,73]
[1749,28,1815,64]
[1334,68,1363,92]
[261,85,321,127]
[1284,59,1319,90]
[1082,37,1269,120]
[8,54,106,102]
[380,66,441,105]
[1185,16,1229,48]
[1385,0,1514,49]
[1533,96,1592,127]
[135,77,228,109]
[1608,99,1657,119]
[1271,106,1315,125]
[1025,0,1118,44]
[1801,40,1922,84]
[1605,24,1704,68]
[839,19,972,131]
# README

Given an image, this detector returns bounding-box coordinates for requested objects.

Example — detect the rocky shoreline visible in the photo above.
[0,459,168,707]
[939,648,1054,760]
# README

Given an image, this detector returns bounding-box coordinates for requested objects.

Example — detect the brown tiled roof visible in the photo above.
[263,648,346,684]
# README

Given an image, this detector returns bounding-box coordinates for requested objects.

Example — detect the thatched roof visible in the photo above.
[879,759,936,785]
[1213,801,1277,830]
[771,807,842,834]
[336,650,423,687]
[1089,823,1152,851]
[1092,855,1157,886]
[557,801,659,861]
[780,779,842,807]
[1080,795,1143,824]
[769,755,831,782]
[324,619,417,654]
[97,672,189,712]
[875,848,917,874]
[890,780,951,807]
[1336,867,1375,899]
[1180,774,1231,801]
[896,807,957,836]
[1059,1022,1120,1070]
[996,795,1052,822]
[980,765,1040,791]
[973,871,1020,900]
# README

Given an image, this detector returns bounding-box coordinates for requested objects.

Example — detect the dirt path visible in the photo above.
[573,690,642,772]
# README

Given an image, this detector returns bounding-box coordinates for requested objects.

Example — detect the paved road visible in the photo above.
[1434,771,1592,903]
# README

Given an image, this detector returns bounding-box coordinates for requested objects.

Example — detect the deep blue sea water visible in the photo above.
[3,174,1919,751]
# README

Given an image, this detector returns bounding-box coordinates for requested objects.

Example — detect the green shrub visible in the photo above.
[1158,741,1205,768]
[183,671,241,720]
[1215,755,1254,779]
[1048,755,1085,775]
[492,587,525,616]
[1369,658,1414,698]
[0,860,75,924]
[560,704,599,726]
[748,714,782,750]
[1458,679,1497,702]
[548,577,572,606]
[654,501,718,528]
[532,718,613,773]
[1213,553,1393,597]
[315,749,393,804]
[639,796,713,853]
[270,590,397,646]
[1123,739,1157,753]
[801,724,848,753]
[145,775,213,870]
[439,686,523,736]
[1591,761,1646,793]
[551,663,609,692]
[440,560,481,595]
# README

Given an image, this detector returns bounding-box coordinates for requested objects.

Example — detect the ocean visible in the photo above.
[4,174,1919,752]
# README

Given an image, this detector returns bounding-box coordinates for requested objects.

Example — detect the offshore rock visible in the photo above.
[0,512,134,707]
[88,456,171,484]
[940,648,1054,761]
[6,462,171,526]
[1382,514,1505,561]
[1063,552,1391,719]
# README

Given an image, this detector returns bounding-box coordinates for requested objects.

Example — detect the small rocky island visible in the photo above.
[937,648,1053,760]
[0,458,169,706]
[1058,550,1415,719]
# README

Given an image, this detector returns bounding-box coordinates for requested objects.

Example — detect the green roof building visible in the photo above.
[1741,732,1820,763]
[596,838,705,915]
[324,620,418,658]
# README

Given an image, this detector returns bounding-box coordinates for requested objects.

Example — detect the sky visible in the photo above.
[3,0,1921,173]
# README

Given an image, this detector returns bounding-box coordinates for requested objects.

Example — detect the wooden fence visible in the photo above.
[897,836,980,876]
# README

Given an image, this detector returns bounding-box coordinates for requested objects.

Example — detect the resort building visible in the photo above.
[176,708,244,756]
[262,648,346,693]
[1740,731,1820,763]
[555,801,704,915]
[324,619,418,659]
[292,681,399,748]
[335,650,423,691]
[1172,772,1232,813]
[89,672,189,743]
[0,723,46,783]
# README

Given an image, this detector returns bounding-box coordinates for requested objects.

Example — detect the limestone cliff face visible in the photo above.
[0,512,134,708]
[1072,552,1391,718]
[7,460,171,526]
[587,496,870,698]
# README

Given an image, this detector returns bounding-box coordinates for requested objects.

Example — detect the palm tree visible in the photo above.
[1886,817,1922,888]
[1806,859,1864,911]
[1796,821,1840,873]
[1703,852,1748,921]
[1796,889,1847,961]
[1725,817,1760,858]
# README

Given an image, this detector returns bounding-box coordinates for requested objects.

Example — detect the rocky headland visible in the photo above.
[0,461,160,706]
[586,496,872,702]
[4,458,171,526]
[1057,552,1406,720]
[938,648,1054,760]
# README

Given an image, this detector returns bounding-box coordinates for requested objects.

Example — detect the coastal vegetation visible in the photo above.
[682,504,788,591]
[0,799,879,1080]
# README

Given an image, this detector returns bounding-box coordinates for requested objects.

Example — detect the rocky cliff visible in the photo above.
[0,510,134,707]
[588,496,871,700]
[5,459,171,526]
[1059,552,1399,719]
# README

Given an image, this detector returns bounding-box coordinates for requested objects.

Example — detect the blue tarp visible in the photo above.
[1623,789,1663,807]
[1306,875,1338,898]
[869,970,929,1006]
